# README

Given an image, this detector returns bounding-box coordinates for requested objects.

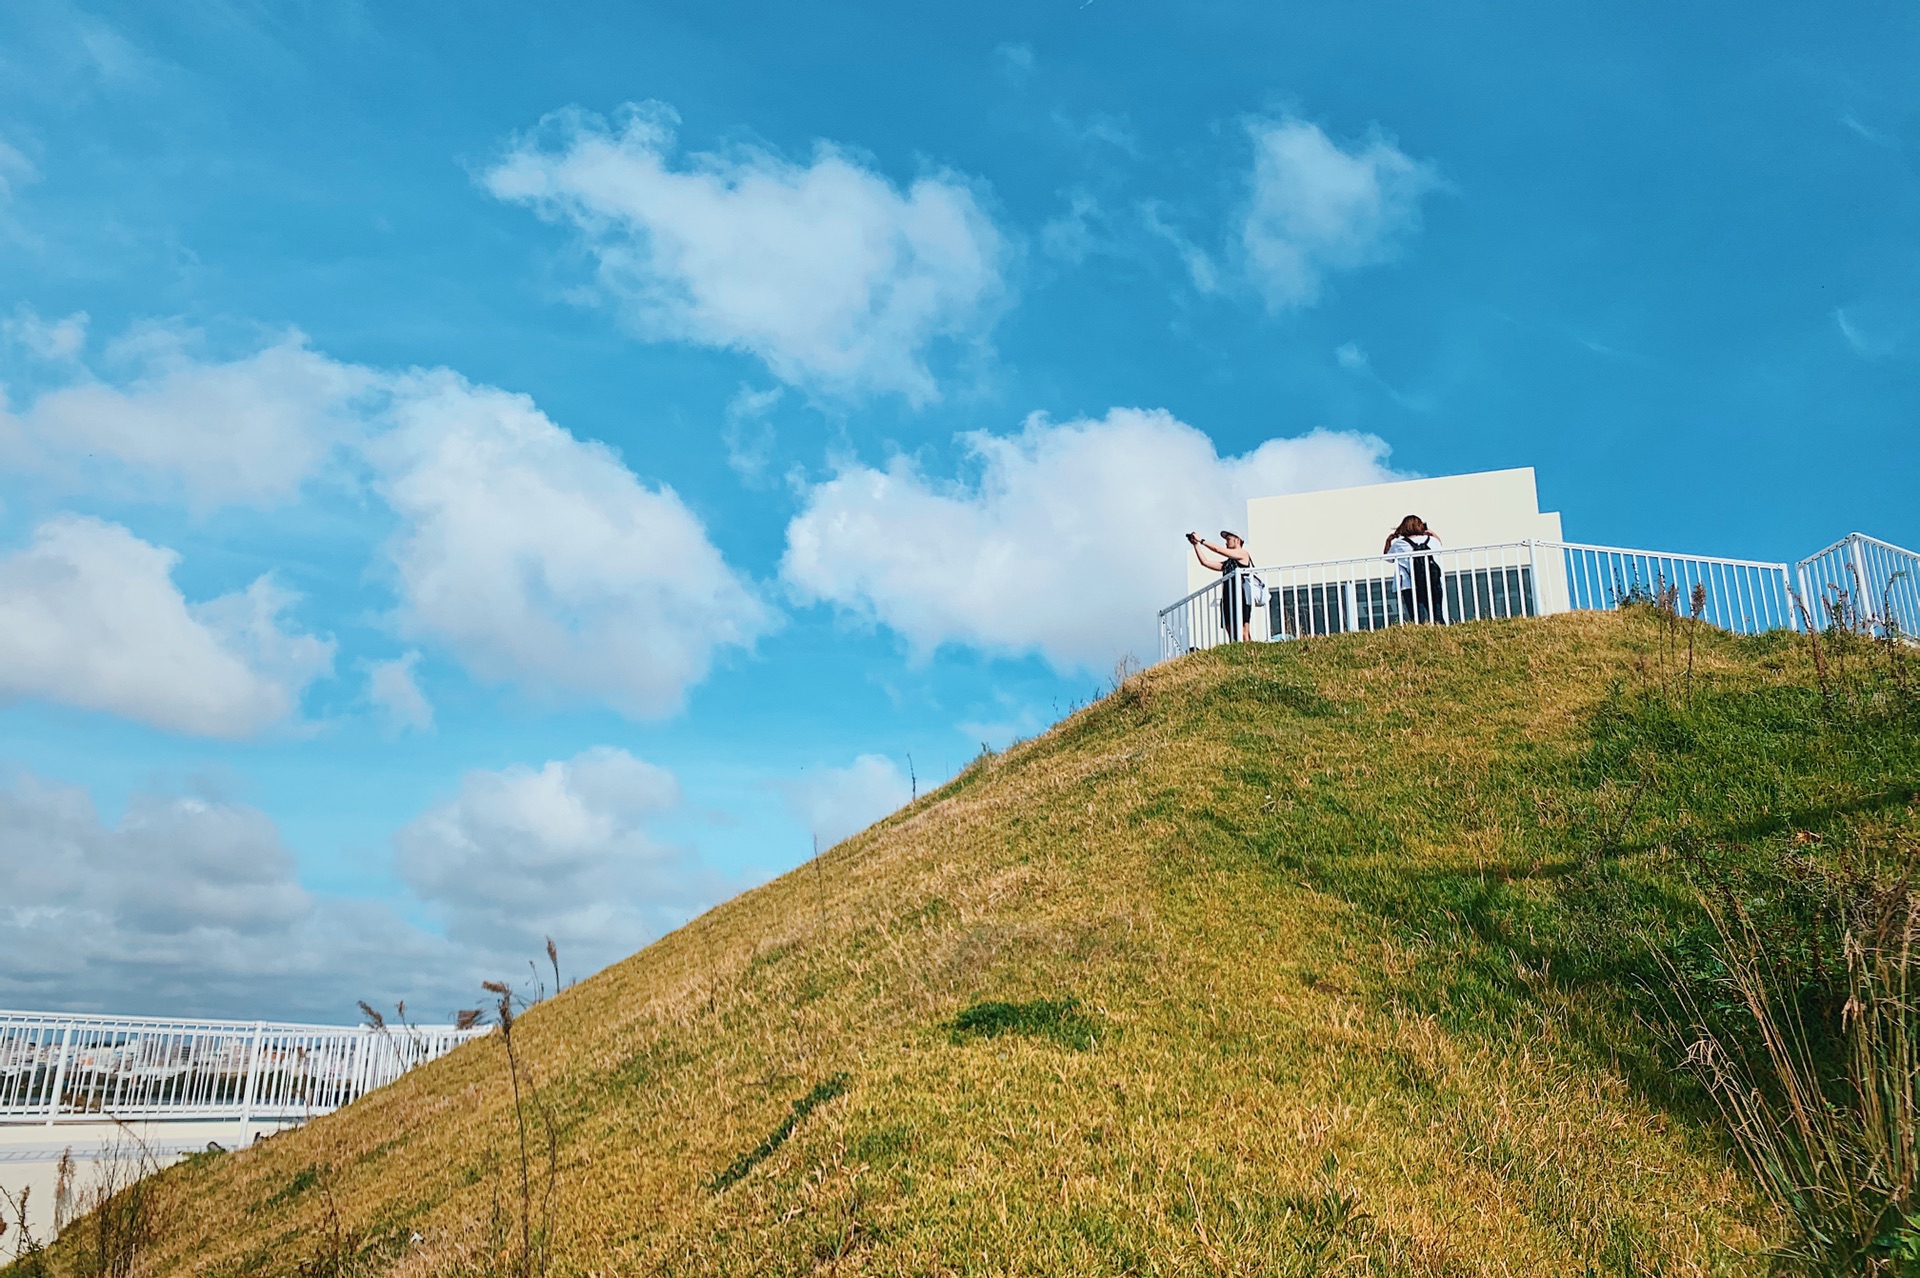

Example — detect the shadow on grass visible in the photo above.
[707,1074,851,1194]
[948,998,1105,1051]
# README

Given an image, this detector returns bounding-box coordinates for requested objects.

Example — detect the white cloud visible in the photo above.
[0,138,38,202]
[722,383,783,484]
[2,315,767,719]
[994,42,1035,75]
[1240,116,1442,310]
[2,307,87,361]
[780,754,913,850]
[1143,202,1221,294]
[1834,307,1897,359]
[367,650,433,733]
[0,515,333,737]
[1,326,378,507]
[484,102,1007,402]
[371,370,775,718]
[396,747,718,976]
[1042,191,1120,266]
[1841,113,1898,149]
[1335,341,1370,372]
[0,774,460,1021]
[0,748,728,1018]
[781,408,1398,670]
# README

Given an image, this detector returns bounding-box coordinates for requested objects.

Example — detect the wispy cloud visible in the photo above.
[995,42,1035,76]
[722,384,783,484]
[1834,307,1896,359]
[1332,341,1434,412]
[367,650,433,734]
[0,138,38,203]
[1239,115,1443,310]
[1142,202,1221,294]
[1841,113,1898,149]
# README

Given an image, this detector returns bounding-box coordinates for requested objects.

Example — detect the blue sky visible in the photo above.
[1,1,1914,1020]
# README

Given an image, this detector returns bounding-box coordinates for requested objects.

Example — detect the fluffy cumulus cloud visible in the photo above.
[1,325,380,507]
[485,102,1006,402]
[396,747,718,977]
[0,516,333,736]
[780,754,913,850]
[1240,116,1442,310]
[372,371,775,718]
[782,409,1397,670]
[0,774,460,1020]
[2,318,767,726]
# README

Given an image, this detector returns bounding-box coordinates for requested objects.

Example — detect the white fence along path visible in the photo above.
[1159,533,1918,659]
[0,1009,489,1131]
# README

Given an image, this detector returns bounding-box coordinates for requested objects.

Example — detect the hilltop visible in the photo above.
[22,609,1920,1276]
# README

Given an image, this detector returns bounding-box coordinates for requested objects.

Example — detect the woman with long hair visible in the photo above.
[1384,516,1444,624]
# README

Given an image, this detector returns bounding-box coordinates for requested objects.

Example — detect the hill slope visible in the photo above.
[32,611,1920,1275]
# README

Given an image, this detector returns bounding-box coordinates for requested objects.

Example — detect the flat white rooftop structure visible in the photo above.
[1161,464,1919,655]
[1187,467,1563,594]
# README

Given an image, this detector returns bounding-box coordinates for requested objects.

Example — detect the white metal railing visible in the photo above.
[1557,541,1797,634]
[1795,533,1920,639]
[1157,538,1818,659]
[0,1010,489,1127]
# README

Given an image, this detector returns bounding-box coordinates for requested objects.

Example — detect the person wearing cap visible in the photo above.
[1187,529,1254,642]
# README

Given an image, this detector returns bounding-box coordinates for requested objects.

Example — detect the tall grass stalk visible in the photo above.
[1675,894,1920,1273]
[481,980,557,1278]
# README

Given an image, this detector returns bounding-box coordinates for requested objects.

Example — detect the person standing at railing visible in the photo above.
[1188,530,1255,642]
[1385,516,1445,624]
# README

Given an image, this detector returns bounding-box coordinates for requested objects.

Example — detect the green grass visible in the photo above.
[949,999,1104,1051]
[708,1075,853,1194]
[21,610,1920,1276]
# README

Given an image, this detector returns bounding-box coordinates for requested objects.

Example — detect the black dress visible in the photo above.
[1219,556,1252,637]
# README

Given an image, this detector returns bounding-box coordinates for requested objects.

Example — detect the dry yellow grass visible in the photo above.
[43,611,1812,1276]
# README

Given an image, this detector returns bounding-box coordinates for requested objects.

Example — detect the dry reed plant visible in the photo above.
[1675,891,1920,1273]
[478,978,557,1278]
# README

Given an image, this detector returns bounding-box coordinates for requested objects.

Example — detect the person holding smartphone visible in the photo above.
[1188,530,1254,642]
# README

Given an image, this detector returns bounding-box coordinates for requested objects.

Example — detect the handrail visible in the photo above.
[1153,536,1850,659]
[0,1008,490,1126]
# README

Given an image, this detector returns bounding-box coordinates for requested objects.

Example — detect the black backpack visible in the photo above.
[1407,536,1444,599]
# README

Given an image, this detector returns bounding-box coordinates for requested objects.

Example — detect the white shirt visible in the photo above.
[1387,533,1442,589]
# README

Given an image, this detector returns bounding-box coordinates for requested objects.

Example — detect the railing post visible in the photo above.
[1850,533,1882,631]
[237,1021,265,1146]
[349,1026,371,1106]
[45,1024,72,1125]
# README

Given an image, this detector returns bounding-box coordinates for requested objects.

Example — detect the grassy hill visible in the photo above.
[20,610,1920,1276]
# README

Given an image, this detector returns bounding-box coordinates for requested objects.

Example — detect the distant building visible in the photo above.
[1178,467,1571,643]
[1186,467,1563,594]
